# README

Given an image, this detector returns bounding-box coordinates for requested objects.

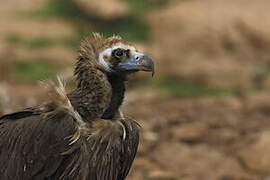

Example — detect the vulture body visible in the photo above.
[0,33,154,180]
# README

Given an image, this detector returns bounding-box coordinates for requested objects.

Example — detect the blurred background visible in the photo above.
[1,0,270,179]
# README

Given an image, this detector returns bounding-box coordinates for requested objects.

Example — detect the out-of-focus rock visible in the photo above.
[74,0,130,20]
[151,143,255,179]
[148,0,270,89]
[239,131,270,174]
[0,19,75,39]
[171,122,207,142]
[10,46,76,66]
[0,0,44,14]
[0,83,11,115]
[244,92,270,114]
[148,170,176,180]
[205,128,240,146]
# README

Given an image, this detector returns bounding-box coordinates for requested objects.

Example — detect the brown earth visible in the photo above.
[2,0,270,180]
[74,0,130,19]
[149,0,270,89]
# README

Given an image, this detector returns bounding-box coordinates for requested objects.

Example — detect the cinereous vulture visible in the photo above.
[0,33,154,180]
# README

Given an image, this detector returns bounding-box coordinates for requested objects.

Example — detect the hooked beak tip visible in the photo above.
[140,56,155,76]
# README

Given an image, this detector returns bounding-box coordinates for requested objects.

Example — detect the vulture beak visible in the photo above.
[118,52,155,76]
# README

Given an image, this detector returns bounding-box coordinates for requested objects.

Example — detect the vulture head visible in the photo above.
[70,33,155,120]
[78,33,155,77]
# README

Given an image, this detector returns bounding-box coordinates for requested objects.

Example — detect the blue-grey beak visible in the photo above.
[118,52,155,76]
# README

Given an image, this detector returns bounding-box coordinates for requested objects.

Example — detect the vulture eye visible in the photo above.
[113,48,125,58]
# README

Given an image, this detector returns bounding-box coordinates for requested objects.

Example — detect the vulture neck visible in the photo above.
[102,73,126,119]
[69,61,126,122]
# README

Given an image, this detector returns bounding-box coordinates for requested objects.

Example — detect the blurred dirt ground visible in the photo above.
[2,0,270,179]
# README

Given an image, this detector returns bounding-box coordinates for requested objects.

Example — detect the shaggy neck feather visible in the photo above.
[68,59,126,122]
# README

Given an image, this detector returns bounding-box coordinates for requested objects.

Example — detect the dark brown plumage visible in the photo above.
[0,33,154,180]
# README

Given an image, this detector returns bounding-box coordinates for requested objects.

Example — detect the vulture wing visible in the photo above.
[0,109,139,180]
[117,119,140,180]
[0,108,77,180]
[59,118,140,180]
